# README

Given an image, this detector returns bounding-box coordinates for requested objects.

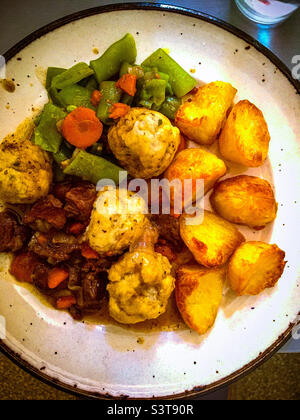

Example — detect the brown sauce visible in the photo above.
[1,79,16,93]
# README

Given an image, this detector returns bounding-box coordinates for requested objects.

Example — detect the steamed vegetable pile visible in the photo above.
[34,33,196,184]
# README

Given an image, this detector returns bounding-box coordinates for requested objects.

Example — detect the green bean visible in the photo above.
[141,49,196,97]
[51,62,94,90]
[121,92,134,106]
[90,34,137,84]
[138,79,167,110]
[96,81,122,125]
[53,142,73,164]
[159,96,182,120]
[119,62,144,79]
[56,84,95,110]
[46,67,66,90]
[33,104,67,153]
[63,150,126,185]
[53,162,66,182]
[85,77,99,92]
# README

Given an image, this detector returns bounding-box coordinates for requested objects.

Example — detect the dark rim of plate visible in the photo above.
[1,2,299,400]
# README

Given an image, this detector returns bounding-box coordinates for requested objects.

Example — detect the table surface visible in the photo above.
[0,0,299,356]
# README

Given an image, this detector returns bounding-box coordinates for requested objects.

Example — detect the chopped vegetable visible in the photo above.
[46,67,66,90]
[109,103,130,119]
[53,142,73,164]
[81,242,99,259]
[119,62,144,79]
[142,48,196,97]
[121,93,134,106]
[56,84,96,110]
[48,267,69,289]
[90,34,137,83]
[34,103,67,153]
[62,107,103,149]
[90,90,102,107]
[63,149,126,185]
[10,252,39,283]
[51,62,94,90]
[56,295,76,309]
[159,96,182,120]
[116,73,137,96]
[69,222,86,236]
[97,81,122,124]
[137,79,167,109]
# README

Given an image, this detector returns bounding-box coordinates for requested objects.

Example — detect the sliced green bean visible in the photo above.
[53,142,73,164]
[56,84,95,110]
[90,34,137,84]
[120,62,144,79]
[138,79,167,110]
[33,104,67,153]
[159,96,182,120]
[97,81,122,125]
[142,48,196,97]
[46,67,66,90]
[51,62,94,90]
[63,150,126,185]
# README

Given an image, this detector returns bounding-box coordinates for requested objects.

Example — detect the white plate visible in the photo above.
[0,4,299,399]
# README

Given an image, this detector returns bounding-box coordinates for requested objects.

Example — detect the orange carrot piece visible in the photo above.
[37,233,48,246]
[81,242,99,259]
[90,90,102,107]
[109,103,130,119]
[56,295,76,310]
[69,222,86,236]
[62,107,103,149]
[116,74,137,96]
[48,267,69,289]
[10,252,39,283]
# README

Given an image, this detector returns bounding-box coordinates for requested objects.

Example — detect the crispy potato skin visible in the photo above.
[228,241,286,295]
[219,100,270,167]
[164,148,227,210]
[176,264,225,334]
[180,211,245,267]
[210,175,277,229]
[175,81,237,145]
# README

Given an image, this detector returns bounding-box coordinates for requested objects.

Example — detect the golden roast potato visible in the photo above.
[176,264,225,335]
[210,175,277,229]
[180,211,245,267]
[219,100,270,167]
[175,81,237,145]
[228,241,286,295]
[164,148,227,211]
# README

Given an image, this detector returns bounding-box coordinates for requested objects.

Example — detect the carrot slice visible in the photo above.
[10,252,39,283]
[116,74,137,96]
[56,295,76,309]
[90,90,102,107]
[48,267,69,289]
[81,242,99,259]
[69,222,86,236]
[62,107,103,149]
[109,103,130,119]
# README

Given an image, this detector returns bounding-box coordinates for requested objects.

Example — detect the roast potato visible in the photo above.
[210,175,277,229]
[164,148,227,211]
[219,100,270,167]
[228,241,286,295]
[180,211,245,267]
[175,81,237,145]
[176,264,225,335]
[108,107,181,179]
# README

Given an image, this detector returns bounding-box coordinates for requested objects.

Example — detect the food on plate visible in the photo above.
[175,81,237,145]
[107,225,175,324]
[0,33,286,331]
[210,175,277,229]
[176,264,225,335]
[180,211,245,267]
[0,121,52,204]
[219,100,270,167]
[164,148,226,211]
[228,241,286,295]
[84,187,148,255]
[108,107,181,178]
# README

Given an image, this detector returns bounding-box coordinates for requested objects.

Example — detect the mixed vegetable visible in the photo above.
[34,33,196,185]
